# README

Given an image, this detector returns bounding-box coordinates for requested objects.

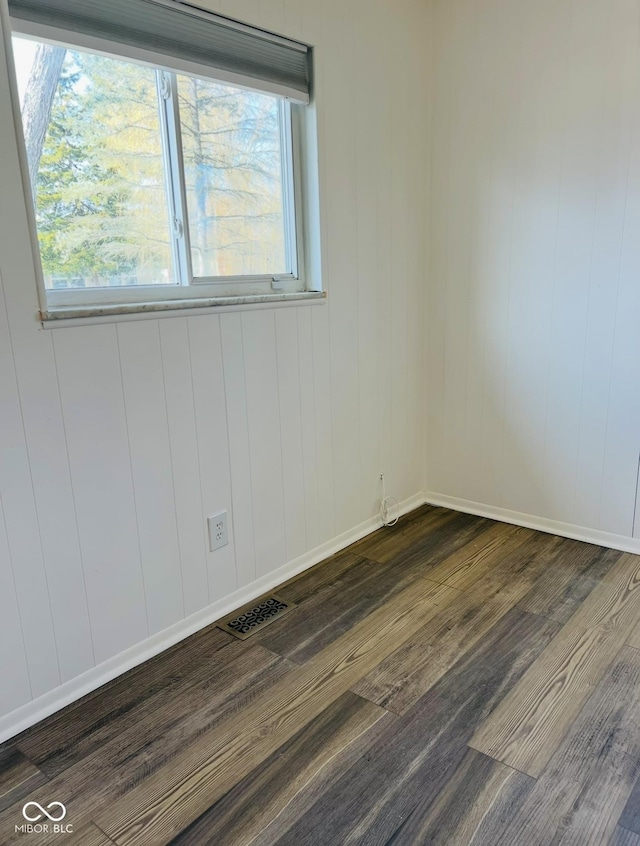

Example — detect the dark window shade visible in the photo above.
[9,0,311,102]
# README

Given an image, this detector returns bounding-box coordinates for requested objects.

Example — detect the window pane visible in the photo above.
[178,76,288,278]
[12,37,174,289]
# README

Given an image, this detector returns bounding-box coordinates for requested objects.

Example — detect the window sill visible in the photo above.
[39,290,326,328]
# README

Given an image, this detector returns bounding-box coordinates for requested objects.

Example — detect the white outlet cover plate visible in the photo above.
[208,511,229,551]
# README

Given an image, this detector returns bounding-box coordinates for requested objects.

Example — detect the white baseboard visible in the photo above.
[424,491,640,555]
[4,488,637,743]
[0,491,425,744]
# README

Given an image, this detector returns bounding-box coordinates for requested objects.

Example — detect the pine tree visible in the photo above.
[20,42,287,288]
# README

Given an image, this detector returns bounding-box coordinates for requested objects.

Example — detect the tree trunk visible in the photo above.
[20,43,66,205]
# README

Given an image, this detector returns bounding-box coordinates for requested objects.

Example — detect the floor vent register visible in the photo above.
[217,595,295,640]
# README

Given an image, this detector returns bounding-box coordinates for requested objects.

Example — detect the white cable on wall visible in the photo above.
[379,473,399,527]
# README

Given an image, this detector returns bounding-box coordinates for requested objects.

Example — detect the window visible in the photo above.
[7,0,317,316]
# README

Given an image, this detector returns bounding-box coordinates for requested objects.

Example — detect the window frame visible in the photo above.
[8,24,314,316]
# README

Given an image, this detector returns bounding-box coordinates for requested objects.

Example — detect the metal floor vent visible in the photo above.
[217,595,295,640]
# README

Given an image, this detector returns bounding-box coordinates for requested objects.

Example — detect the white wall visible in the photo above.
[427,0,640,541]
[7,0,640,742]
[0,0,429,736]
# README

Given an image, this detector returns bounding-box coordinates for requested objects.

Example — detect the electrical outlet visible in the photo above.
[208,511,228,551]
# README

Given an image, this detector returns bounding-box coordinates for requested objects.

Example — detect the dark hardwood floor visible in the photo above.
[2,504,640,845]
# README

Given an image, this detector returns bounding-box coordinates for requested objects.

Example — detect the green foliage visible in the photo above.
[37,59,129,280]
[178,76,285,277]
[31,48,286,287]
[35,51,172,286]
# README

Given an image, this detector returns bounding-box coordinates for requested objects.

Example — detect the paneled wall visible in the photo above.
[427,0,640,539]
[0,0,428,731]
[9,0,640,740]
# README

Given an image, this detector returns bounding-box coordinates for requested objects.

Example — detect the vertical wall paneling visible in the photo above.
[597,0,640,536]
[259,0,285,32]
[539,0,612,524]
[464,0,520,507]
[429,0,640,538]
[188,315,237,599]
[425,0,452,497]
[195,0,223,11]
[322,0,361,535]
[302,0,335,547]
[0,495,31,714]
[296,307,321,550]
[242,310,287,577]
[275,309,307,562]
[448,0,482,506]
[599,236,640,529]
[389,7,411,504]
[11,318,94,688]
[3,0,640,737]
[375,0,395,514]
[573,0,639,531]
[0,25,94,690]
[405,2,427,501]
[486,0,529,511]
[0,272,60,697]
[3,0,640,739]
[54,325,148,664]
[311,304,336,544]
[117,321,185,635]
[219,0,254,24]
[2,300,94,684]
[422,0,435,493]
[496,0,573,518]
[354,0,380,518]
[0,294,93,687]
[459,0,507,508]
[282,0,303,40]
[0,0,430,733]
[438,0,474,502]
[159,318,210,615]
[220,313,256,587]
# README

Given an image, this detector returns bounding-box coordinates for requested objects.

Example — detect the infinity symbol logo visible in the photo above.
[22,801,67,822]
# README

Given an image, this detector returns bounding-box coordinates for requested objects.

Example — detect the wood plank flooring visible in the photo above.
[2,504,640,844]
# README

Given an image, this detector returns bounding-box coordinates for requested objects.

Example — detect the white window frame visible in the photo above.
[7,24,321,318]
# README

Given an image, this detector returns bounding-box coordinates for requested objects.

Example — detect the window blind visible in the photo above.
[9,0,311,102]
